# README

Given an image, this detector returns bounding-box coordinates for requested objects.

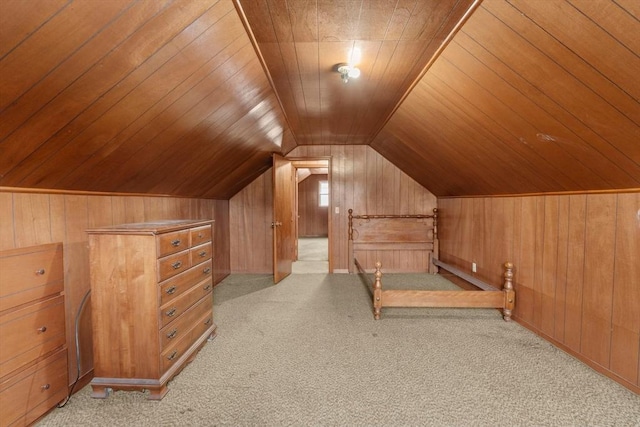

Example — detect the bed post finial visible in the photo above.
[373,261,382,320]
[503,262,515,321]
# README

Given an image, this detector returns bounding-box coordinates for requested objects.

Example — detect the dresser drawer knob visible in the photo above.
[203,284,212,291]
[203,267,211,275]
[167,329,178,339]
[198,233,203,238]
[166,286,177,295]
[35,268,46,275]
[165,308,177,317]
[41,384,51,390]
[205,318,212,326]
[171,239,181,247]
[38,326,47,333]
[167,351,178,361]
[198,251,207,258]
[171,261,182,270]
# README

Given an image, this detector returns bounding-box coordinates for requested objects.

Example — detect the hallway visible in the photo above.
[292,237,328,274]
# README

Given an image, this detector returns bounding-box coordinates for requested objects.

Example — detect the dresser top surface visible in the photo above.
[86,219,213,235]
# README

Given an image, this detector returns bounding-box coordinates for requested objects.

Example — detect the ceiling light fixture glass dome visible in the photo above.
[337,64,361,83]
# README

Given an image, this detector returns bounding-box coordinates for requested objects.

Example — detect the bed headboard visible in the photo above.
[348,209,438,274]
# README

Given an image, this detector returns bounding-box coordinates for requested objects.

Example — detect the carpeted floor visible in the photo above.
[37,272,639,426]
[292,237,328,274]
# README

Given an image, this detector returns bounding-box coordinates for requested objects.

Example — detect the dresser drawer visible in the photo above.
[159,260,213,307]
[0,348,67,427]
[160,293,213,350]
[190,226,211,247]
[0,295,66,379]
[159,277,213,329]
[156,230,190,258]
[160,310,214,373]
[0,244,64,312]
[157,251,191,282]
[190,243,212,265]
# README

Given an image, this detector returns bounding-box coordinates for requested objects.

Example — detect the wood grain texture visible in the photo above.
[372,0,640,196]
[235,0,475,145]
[1,1,638,199]
[0,0,286,199]
[382,290,504,308]
[0,190,229,389]
[610,193,640,385]
[439,191,640,392]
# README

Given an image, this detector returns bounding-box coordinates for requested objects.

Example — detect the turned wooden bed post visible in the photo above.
[429,208,439,274]
[373,261,382,320]
[502,262,515,321]
[348,209,354,273]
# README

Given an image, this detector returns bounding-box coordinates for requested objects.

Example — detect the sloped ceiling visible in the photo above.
[0,0,289,199]
[235,0,476,145]
[1,0,638,199]
[372,0,640,195]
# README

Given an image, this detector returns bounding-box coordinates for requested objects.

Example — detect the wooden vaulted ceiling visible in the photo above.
[372,0,640,195]
[1,0,638,199]
[0,0,288,199]
[235,0,476,145]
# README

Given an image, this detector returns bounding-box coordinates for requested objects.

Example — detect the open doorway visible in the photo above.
[290,158,330,274]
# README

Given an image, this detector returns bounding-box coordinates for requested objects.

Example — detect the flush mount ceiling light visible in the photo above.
[336,63,361,83]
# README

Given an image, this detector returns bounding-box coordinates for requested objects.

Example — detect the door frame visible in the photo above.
[288,156,332,273]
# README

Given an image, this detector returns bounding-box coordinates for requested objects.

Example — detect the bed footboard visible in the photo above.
[365,260,515,320]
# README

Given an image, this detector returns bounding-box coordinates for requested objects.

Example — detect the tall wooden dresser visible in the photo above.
[0,243,68,427]
[86,219,216,400]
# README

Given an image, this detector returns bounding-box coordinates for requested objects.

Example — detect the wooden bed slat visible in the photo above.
[432,259,498,292]
[381,289,504,308]
[354,241,433,251]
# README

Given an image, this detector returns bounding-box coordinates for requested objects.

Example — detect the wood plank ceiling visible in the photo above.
[235,0,477,145]
[0,0,290,198]
[1,0,638,199]
[372,0,640,195]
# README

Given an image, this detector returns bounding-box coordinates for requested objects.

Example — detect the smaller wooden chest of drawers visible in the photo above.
[0,243,68,427]
[87,220,216,400]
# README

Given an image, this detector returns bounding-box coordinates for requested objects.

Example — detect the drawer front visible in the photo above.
[157,230,190,258]
[0,296,66,379]
[160,293,213,350]
[190,226,211,247]
[159,277,213,329]
[0,349,68,427]
[0,244,64,312]
[190,242,212,266]
[157,251,191,282]
[159,260,213,307]
[161,310,214,373]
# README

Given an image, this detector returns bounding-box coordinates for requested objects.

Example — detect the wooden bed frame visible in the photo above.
[348,209,515,321]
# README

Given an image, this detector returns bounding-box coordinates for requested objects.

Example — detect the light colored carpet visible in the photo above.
[297,237,328,261]
[37,273,640,426]
[292,237,328,274]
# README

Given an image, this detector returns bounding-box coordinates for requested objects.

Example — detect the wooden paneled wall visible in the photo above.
[438,192,640,393]
[0,190,229,388]
[298,174,328,237]
[229,170,274,274]
[229,145,437,273]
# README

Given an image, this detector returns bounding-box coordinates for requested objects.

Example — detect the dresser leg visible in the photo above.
[146,385,168,400]
[90,385,110,399]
